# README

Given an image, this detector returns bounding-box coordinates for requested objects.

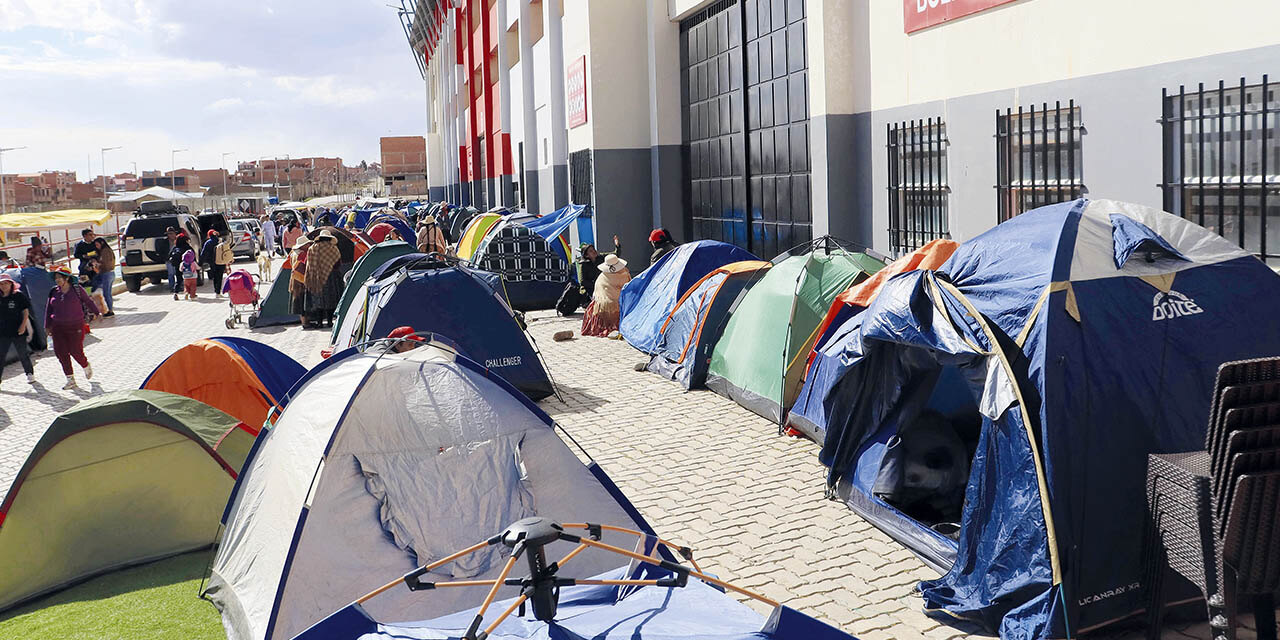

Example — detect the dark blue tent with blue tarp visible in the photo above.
[330,257,555,400]
[619,240,758,354]
[807,199,1280,638]
[364,213,414,244]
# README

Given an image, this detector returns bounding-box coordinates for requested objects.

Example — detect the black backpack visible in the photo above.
[555,283,582,316]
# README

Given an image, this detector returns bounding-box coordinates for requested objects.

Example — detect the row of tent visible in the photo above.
[617,198,1280,639]
[0,336,854,640]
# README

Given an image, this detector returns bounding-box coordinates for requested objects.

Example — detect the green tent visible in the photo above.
[250,267,298,328]
[330,240,416,344]
[706,239,884,423]
[0,390,247,611]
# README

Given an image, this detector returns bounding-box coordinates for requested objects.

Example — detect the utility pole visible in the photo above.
[171,148,188,191]
[0,146,27,215]
[221,151,234,212]
[100,146,121,209]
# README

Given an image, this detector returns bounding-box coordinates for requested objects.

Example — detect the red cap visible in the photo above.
[387,326,424,342]
[649,229,667,243]
[207,229,219,239]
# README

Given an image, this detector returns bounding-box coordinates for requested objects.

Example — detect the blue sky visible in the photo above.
[0,0,425,177]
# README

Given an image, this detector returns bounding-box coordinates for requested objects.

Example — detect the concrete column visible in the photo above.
[644,0,684,237]
[543,0,569,208]
[807,0,870,245]
[497,0,515,208]
[518,0,540,212]
[426,55,447,202]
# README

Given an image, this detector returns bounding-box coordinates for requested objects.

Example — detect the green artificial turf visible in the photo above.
[0,550,224,640]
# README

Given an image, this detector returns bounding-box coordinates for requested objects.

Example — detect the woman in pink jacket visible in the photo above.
[46,265,98,389]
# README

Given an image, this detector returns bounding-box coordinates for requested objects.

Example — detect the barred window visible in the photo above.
[887,119,949,255]
[995,101,1084,222]
[1161,76,1280,264]
[569,148,594,207]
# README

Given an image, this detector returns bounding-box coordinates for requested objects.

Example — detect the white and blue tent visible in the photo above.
[805,199,1280,638]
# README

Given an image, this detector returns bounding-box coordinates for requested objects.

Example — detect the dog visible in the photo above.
[256,252,273,282]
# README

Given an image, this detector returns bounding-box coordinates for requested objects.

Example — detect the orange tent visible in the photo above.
[805,239,959,373]
[141,338,307,432]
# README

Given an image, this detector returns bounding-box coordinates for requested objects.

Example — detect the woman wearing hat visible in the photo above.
[303,230,343,328]
[0,273,36,389]
[416,215,447,255]
[45,265,98,389]
[581,253,631,337]
[288,236,312,325]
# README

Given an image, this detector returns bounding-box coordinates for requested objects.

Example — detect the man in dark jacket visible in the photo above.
[73,228,99,278]
[168,233,193,300]
[649,228,678,265]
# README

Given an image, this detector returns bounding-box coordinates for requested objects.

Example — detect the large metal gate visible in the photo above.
[680,0,810,257]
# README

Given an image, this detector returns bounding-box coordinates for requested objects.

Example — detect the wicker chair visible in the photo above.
[1144,358,1280,640]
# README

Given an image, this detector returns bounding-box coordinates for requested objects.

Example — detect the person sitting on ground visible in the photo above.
[91,237,116,317]
[46,265,97,389]
[582,253,631,337]
[0,251,16,269]
[0,273,36,389]
[576,235,622,307]
[648,228,678,265]
[385,325,425,353]
[416,215,448,255]
[24,236,52,268]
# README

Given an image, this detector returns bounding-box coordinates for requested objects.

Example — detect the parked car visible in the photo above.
[227,218,262,259]
[119,206,203,293]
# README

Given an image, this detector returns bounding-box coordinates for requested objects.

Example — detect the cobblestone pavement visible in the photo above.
[0,270,1249,638]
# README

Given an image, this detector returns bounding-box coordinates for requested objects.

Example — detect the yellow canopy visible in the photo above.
[0,209,111,233]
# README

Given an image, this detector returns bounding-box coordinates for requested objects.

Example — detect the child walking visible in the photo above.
[181,246,200,300]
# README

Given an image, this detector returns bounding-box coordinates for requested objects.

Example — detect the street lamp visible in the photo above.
[171,148,188,191]
[0,145,27,215]
[221,151,234,212]
[100,146,121,208]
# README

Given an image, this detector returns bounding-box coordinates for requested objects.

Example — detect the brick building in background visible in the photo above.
[380,136,428,196]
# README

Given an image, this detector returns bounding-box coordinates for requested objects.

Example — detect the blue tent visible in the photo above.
[809,199,1280,638]
[619,240,758,354]
[365,213,414,244]
[645,260,770,389]
[330,260,555,400]
[2,266,53,362]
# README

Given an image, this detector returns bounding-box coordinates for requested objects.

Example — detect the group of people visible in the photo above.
[574,228,679,337]
[286,229,346,329]
[1,260,100,391]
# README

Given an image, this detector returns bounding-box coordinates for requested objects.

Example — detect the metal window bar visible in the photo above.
[569,149,594,207]
[995,101,1084,222]
[1160,75,1279,264]
[887,119,949,255]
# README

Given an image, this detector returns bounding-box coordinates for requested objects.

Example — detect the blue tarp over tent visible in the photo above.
[523,204,587,244]
[341,263,554,400]
[810,199,1280,638]
[619,240,758,354]
[365,214,414,244]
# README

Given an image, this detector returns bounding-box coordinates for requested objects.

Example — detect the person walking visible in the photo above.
[91,237,116,317]
[73,229,99,279]
[163,227,180,293]
[46,265,97,389]
[180,244,200,300]
[0,273,36,389]
[581,253,631,337]
[200,230,230,297]
[281,222,304,255]
[24,236,51,268]
[261,216,279,256]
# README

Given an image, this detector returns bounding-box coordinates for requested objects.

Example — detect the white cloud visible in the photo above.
[205,97,244,112]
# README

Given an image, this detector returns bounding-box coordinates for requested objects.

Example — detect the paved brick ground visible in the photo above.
[0,270,1254,639]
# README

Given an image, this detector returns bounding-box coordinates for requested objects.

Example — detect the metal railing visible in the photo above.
[887,118,949,255]
[1160,75,1279,265]
[995,101,1085,222]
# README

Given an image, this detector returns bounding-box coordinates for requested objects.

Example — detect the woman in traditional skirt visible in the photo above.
[581,253,631,337]
[303,230,343,328]
[288,237,311,325]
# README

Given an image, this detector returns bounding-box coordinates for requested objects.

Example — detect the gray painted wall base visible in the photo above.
[428,186,445,202]
[591,148,655,268]
[812,113,874,247]
[501,176,515,209]
[523,171,540,214]
[650,144,684,238]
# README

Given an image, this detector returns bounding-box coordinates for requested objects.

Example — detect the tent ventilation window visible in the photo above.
[1160,75,1280,265]
[995,101,1085,222]
[887,118,950,256]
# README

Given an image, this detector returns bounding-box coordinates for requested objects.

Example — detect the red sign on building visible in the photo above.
[567,56,588,129]
[903,0,1018,33]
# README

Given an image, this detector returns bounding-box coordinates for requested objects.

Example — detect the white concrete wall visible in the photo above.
[668,0,718,21]
[584,0,652,150]
[564,0,594,152]
[860,0,1280,112]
